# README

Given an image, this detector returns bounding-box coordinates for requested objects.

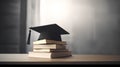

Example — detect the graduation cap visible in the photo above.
[27,24,69,44]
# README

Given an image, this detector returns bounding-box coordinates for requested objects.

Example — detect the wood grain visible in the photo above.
[0,54,120,64]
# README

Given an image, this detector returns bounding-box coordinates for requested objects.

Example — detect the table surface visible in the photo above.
[0,54,120,64]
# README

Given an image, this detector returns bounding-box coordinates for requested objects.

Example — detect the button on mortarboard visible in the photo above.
[27,24,69,44]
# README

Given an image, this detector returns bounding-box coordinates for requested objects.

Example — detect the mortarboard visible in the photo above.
[27,24,69,44]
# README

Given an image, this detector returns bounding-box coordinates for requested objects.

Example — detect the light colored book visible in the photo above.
[28,51,72,58]
[33,44,66,49]
[33,49,69,53]
[33,39,66,45]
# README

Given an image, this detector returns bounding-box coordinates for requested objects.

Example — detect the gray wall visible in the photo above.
[0,0,27,53]
[71,0,120,54]
[28,0,120,54]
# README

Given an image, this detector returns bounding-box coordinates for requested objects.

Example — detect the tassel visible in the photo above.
[27,29,31,45]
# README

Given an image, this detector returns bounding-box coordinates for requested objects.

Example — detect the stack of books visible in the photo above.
[28,39,72,58]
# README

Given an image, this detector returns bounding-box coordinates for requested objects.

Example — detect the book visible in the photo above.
[28,51,72,58]
[33,39,67,45]
[33,44,66,49]
[33,49,69,53]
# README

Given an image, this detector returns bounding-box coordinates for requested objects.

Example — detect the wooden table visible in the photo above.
[0,54,120,64]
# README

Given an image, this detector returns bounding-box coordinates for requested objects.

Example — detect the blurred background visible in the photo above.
[0,0,120,54]
[0,0,26,53]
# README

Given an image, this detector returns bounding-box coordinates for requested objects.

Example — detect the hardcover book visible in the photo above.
[33,39,67,45]
[33,44,66,49]
[33,49,69,53]
[28,51,72,58]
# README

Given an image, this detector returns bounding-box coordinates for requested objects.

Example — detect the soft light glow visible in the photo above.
[48,1,67,19]
[40,0,71,25]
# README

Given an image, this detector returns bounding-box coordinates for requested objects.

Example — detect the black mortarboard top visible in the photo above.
[27,24,69,44]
